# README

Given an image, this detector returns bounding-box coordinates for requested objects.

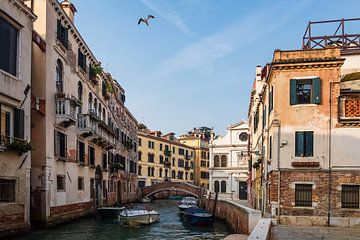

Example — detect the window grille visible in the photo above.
[342,185,359,209]
[295,184,312,207]
[0,179,15,202]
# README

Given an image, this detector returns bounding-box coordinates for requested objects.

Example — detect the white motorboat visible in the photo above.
[180,196,197,205]
[178,203,196,212]
[119,208,160,225]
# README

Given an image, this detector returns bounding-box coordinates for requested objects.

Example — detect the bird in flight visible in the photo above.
[138,15,155,26]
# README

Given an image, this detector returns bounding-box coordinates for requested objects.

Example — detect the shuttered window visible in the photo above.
[78,49,87,71]
[269,86,273,113]
[13,108,24,139]
[295,131,313,157]
[77,140,85,164]
[290,78,321,105]
[0,16,18,76]
[342,185,359,209]
[56,19,68,49]
[88,146,95,166]
[54,131,67,159]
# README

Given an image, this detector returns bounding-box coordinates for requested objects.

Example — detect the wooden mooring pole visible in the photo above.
[211,192,218,224]
[207,192,212,211]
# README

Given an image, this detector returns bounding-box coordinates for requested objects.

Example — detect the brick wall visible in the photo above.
[48,201,93,226]
[0,204,28,235]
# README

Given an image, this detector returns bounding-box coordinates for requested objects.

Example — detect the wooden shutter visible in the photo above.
[54,131,59,156]
[312,77,321,104]
[290,79,297,105]
[57,19,61,40]
[305,132,314,157]
[14,108,24,139]
[295,132,304,157]
[64,28,68,48]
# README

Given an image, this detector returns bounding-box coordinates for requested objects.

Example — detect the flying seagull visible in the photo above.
[138,15,155,26]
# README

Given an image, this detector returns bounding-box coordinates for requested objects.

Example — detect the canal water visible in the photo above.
[16,199,231,240]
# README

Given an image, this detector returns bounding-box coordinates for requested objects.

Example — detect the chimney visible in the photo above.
[60,0,77,23]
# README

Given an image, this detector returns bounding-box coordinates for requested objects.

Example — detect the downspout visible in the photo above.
[274,119,281,223]
[328,81,334,226]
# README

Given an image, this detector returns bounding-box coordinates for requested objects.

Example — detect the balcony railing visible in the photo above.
[338,96,360,122]
[77,114,97,137]
[0,135,31,154]
[55,99,76,127]
[164,149,172,157]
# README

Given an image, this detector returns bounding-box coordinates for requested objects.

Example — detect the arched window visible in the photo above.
[94,98,97,115]
[172,170,176,179]
[138,151,142,161]
[172,158,175,166]
[77,82,83,113]
[159,168,163,178]
[138,165,142,176]
[165,169,168,178]
[88,92,93,111]
[221,155,227,167]
[190,161,194,169]
[185,171,188,180]
[214,155,220,167]
[214,181,219,193]
[221,181,226,193]
[56,59,63,93]
[102,108,106,122]
[147,167,151,176]
[190,172,194,180]
[151,167,155,176]
[98,103,101,118]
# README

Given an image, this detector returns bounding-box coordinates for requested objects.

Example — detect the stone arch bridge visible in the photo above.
[141,181,207,199]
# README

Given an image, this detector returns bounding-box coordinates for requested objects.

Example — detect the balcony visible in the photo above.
[88,109,100,122]
[55,98,77,127]
[338,96,360,123]
[91,127,116,150]
[164,149,172,157]
[185,155,192,160]
[163,161,171,168]
[0,135,31,154]
[77,114,97,138]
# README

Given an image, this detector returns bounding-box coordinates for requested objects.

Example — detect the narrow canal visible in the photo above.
[16,199,231,240]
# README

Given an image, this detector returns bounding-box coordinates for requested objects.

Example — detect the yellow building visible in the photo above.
[179,127,212,189]
[137,130,195,187]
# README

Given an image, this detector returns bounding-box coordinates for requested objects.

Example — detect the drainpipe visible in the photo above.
[328,81,334,226]
[273,119,281,223]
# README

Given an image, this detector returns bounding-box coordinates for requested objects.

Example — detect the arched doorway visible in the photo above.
[95,165,103,207]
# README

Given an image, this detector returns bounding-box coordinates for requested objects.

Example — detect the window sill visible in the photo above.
[293,206,315,209]
[0,69,20,81]
[56,157,68,162]
[340,208,360,211]
[291,104,318,107]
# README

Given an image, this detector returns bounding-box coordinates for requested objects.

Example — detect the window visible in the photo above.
[239,132,248,142]
[159,168,163,178]
[269,85,273,114]
[148,140,154,149]
[221,155,227,167]
[342,185,359,209]
[0,105,24,143]
[269,136,273,160]
[159,155,163,164]
[88,146,95,166]
[214,181,219,193]
[0,15,18,76]
[90,178,95,199]
[138,181,145,188]
[201,161,206,167]
[214,155,220,167]
[56,19,68,48]
[138,151,142,161]
[57,175,65,191]
[160,143,163,151]
[0,179,16,202]
[77,140,85,164]
[54,131,67,159]
[295,131,313,157]
[78,177,84,190]
[201,171,209,179]
[172,170,176,179]
[148,153,154,163]
[290,78,321,105]
[221,181,226,193]
[254,110,259,133]
[190,172,194,181]
[102,153,107,169]
[151,167,155,177]
[138,165,142,176]
[78,49,87,71]
[178,148,185,155]
[262,107,266,128]
[295,184,312,207]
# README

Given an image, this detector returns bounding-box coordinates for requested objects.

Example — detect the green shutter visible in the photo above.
[57,19,61,40]
[295,132,304,157]
[290,79,297,105]
[305,132,314,157]
[14,108,24,139]
[312,77,321,104]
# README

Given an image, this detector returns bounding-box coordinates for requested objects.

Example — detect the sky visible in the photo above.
[74,0,360,136]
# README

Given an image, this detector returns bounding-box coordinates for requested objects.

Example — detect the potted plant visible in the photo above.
[9,139,32,155]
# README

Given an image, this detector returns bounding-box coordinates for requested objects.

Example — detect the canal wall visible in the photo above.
[202,199,261,235]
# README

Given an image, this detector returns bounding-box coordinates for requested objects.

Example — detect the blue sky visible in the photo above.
[75,0,360,135]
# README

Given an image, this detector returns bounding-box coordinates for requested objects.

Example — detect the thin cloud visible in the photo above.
[141,0,192,35]
[149,0,309,80]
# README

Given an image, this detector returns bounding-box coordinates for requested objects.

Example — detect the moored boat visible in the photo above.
[180,196,197,205]
[182,206,212,226]
[142,197,151,203]
[178,203,196,212]
[169,195,183,200]
[97,207,125,218]
[119,208,160,225]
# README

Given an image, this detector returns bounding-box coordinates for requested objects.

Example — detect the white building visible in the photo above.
[209,122,249,200]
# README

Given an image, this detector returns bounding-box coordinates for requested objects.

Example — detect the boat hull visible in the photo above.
[120,210,160,225]
[183,213,212,226]
[97,207,125,218]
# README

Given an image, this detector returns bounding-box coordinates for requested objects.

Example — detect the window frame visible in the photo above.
[0,178,16,203]
[78,177,84,191]
[295,131,314,157]
[341,185,360,209]
[57,175,66,192]
[295,184,312,207]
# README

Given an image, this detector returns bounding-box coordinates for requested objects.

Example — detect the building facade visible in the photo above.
[138,129,195,188]
[30,0,138,227]
[209,122,249,200]
[179,127,212,189]
[0,0,36,234]
[248,46,360,227]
